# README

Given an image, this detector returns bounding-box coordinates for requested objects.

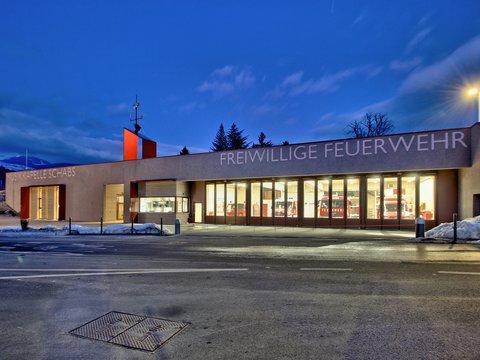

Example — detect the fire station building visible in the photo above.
[6,123,480,230]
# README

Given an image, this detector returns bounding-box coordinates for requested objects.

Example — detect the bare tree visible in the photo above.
[346,112,394,138]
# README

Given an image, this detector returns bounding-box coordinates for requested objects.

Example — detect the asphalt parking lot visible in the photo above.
[1,228,480,359]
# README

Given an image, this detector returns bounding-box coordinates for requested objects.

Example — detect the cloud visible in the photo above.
[406,27,432,53]
[106,102,130,115]
[196,65,256,97]
[389,57,423,72]
[179,101,206,113]
[269,66,381,99]
[314,35,480,137]
[351,11,367,26]
[0,107,122,164]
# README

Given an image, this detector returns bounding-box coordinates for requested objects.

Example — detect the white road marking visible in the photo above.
[438,271,480,276]
[0,268,248,280]
[299,268,353,271]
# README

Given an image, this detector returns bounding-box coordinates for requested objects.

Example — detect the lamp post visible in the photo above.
[467,87,480,123]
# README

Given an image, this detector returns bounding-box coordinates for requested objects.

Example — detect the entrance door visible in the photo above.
[194,203,202,223]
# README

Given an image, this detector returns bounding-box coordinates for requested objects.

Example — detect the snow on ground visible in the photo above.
[0,223,172,236]
[425,216,480,240]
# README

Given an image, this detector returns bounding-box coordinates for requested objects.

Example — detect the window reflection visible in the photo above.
[287,181,298,218]
[347,178,360,219]
[367,178,381,219]
[401,177,416,219]
[304,180,315,218]
[251,182,261,217]
[317,179,329,218]
[420,176,435,220]
[383,177,398,219]
[331,179,344,218]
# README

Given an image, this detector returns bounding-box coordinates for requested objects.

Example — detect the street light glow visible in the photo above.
[467,87,479,96]
[466,86,480,122]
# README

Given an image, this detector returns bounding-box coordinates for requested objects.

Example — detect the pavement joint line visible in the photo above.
[438,271,480,276]
[0,268,249,280]
[299,268,353,271]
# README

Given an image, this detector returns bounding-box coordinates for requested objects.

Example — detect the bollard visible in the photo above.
[160,217,163,236]
[131,218,134,234]
[452,213,458,244]
[100,217,103,235]
[69,217,72,235]
[415,216,425,238]
[175,219,181,235]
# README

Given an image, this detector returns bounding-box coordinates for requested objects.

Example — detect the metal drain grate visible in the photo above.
[70,311,188,352]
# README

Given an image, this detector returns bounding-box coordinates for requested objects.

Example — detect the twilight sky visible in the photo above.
[1,0,479,164]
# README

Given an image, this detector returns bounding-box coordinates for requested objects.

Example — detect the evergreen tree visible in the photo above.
[227,122,248,150]
[281,140,289,146]
[252,131,273,148]
[179,146,189,155]
[211,123,228,151]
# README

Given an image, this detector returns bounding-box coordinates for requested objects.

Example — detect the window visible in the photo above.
[216,183,225,216]
[140,197,175,213]
[226,183,235,216]
[317,179,329,218]
[367,178,381,219]
[287,181,298,218]
[331,179,344,218]
[420,176,435,220]
[401,176,416,220]
[176,197,189,213]
[274,181,286,217]
[206,184,215,216]
[262,182,273,217]
[347,178,360,219]
[383,177,398,219]
[304,180,315,218]
[251,182,261,217]
[237,183,247,217]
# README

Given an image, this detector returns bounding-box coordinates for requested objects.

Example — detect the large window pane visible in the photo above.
[331,179,344,218]
[367,178,381,219]
[262,182,273,217]
[140,197,175,213]
[383,177,398,219]
[401,176,416,219]
[251,182,261,217]
[304,180,315,218]
[287,181,298,218]
[420,176,435,220]
[347,178,360,219]
[237,183,247,217]
[317,179,330,218]
[226,183,235,216]
[274,181,286,217]
[206,184,215,216]
[216,183,225,216]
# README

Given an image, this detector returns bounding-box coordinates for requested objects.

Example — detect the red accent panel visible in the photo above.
[58,185,66,220]
[20,187,30,219]
[142,138,157,159]
[123,129,138,160]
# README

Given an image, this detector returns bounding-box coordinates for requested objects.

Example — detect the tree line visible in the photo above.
[180,112,393,154]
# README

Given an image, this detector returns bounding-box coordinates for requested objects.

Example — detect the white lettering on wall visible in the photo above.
[218,130,469,165]
[11,167,77,181]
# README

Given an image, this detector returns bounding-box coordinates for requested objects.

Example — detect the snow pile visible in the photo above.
[425,216,480,240]
[0,223,171,236]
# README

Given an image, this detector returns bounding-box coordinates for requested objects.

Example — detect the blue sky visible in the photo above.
[1,0,479,164]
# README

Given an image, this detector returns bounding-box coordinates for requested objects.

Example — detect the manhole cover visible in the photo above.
[70,311,188,352]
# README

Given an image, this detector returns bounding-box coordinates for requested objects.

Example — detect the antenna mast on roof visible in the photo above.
[130,95,143,134]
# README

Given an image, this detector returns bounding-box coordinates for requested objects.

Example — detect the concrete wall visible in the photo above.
[459,123,480,219]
